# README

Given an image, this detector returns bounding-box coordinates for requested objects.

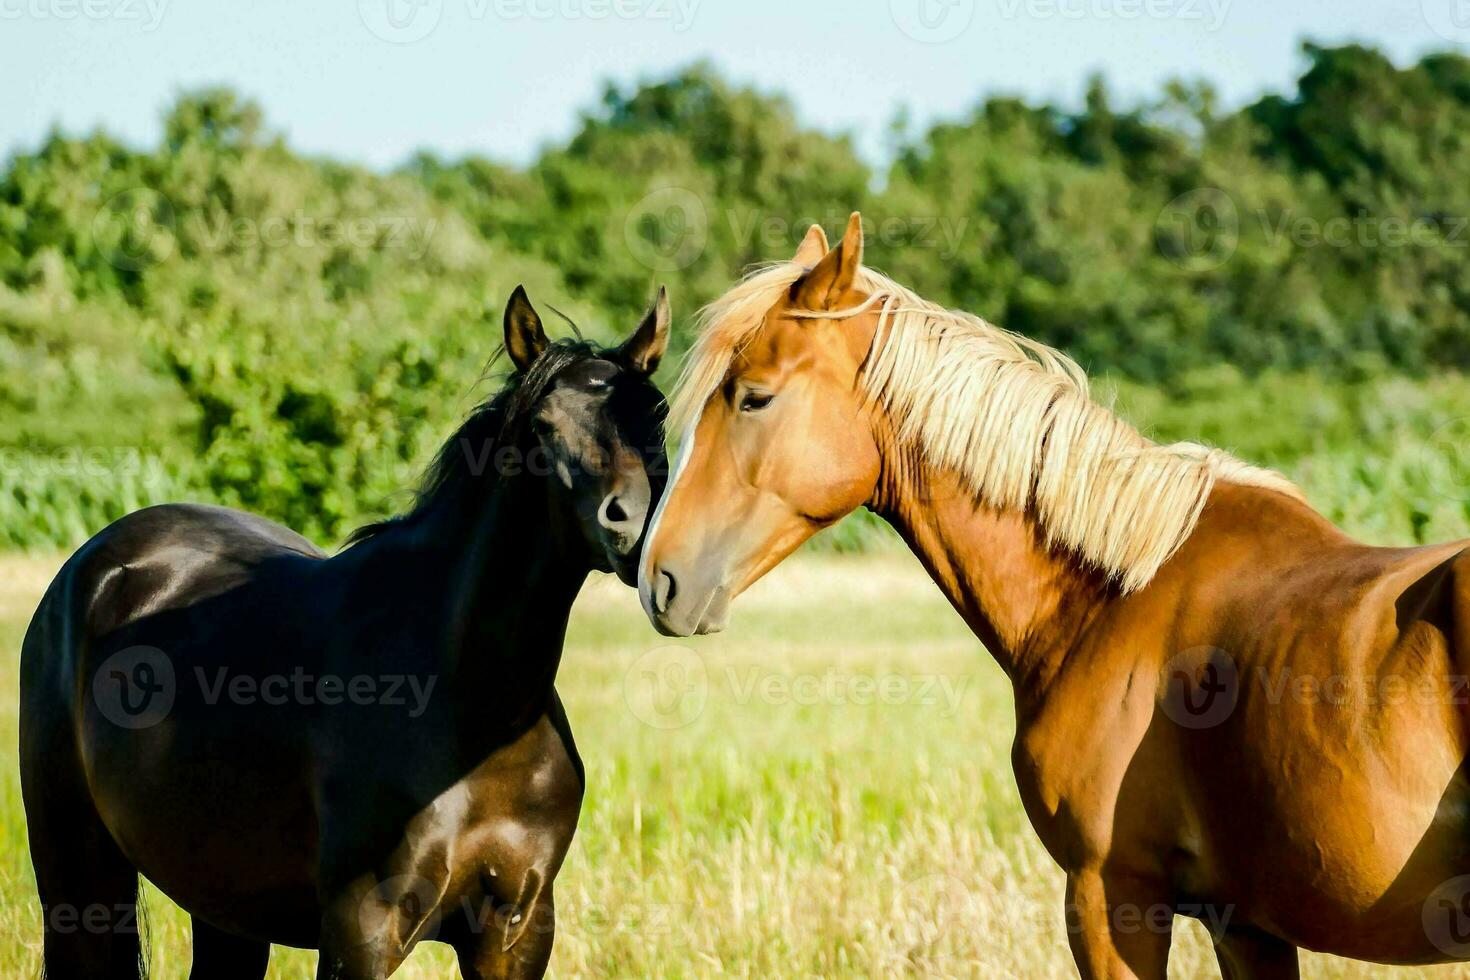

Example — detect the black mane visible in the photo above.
[344,338,606,546]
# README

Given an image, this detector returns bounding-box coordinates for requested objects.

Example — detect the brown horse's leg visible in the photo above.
[189,916,270,979]
[1214,926,1299,980]
[1065,869,1172,979]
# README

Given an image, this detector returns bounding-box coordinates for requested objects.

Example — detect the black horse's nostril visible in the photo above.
[653,569,677,614]
[598,493,635,531]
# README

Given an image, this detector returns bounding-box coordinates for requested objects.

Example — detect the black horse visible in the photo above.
[19,285,670,979]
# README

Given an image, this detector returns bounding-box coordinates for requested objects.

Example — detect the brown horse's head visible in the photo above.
[640,214,885,635]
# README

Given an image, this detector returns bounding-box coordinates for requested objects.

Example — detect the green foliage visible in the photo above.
[4,47,1470,551]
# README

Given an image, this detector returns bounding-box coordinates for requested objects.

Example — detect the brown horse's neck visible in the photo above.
[867,420,1114,699]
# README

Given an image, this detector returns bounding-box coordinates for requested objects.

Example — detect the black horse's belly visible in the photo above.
[82,639,326,944]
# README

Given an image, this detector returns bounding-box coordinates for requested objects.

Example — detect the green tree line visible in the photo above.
[4,43,1470,549]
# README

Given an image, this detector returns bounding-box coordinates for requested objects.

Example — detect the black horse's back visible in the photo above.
[26,503,321,677]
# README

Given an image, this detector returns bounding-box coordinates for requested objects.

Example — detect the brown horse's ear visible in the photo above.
[791,211,863,310]
[619,286,670,375]
[504,285,548,372]
[792,223,829,266]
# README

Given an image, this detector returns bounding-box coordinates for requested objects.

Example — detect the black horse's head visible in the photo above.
[348,287,669,582]
[497,285,669,583]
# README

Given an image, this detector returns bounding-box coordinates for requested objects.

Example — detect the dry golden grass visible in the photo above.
[1,553,1464,977]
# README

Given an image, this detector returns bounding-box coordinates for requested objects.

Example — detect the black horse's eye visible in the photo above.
[739,391,774,413]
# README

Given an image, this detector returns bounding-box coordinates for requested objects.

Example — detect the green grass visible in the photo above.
[1,554,1466,977]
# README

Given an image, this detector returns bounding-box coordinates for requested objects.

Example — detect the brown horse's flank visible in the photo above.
[641,213,1470,977]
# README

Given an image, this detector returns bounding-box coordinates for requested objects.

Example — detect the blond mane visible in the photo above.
[671,262,1302,593]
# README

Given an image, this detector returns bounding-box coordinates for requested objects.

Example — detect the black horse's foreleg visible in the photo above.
[314,870,442,980]
[450,892,556,980]
[189,916,270,979]
[445,872,557,980]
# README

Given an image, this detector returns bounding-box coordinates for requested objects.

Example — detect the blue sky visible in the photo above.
[1,0,1462,170]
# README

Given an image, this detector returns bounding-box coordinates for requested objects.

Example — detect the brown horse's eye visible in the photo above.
[739,391,774,413]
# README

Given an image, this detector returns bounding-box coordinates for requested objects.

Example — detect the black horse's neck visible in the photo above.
[436,463,589,729]
[345,437,591,752]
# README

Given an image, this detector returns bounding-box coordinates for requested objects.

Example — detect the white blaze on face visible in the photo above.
[639,417,700,621]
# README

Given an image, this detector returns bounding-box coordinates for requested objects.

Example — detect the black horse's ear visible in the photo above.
[619,286,670,376]
[504,285,549,372]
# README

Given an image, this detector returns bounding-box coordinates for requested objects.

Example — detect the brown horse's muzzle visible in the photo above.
[642,558,731,636]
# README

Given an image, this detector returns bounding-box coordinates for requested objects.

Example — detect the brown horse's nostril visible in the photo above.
[653,569,677,614]
[604,496,628,525]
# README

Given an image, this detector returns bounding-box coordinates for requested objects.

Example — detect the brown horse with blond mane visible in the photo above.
[639,212,1470,977]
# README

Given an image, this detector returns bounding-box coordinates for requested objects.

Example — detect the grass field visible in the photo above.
[1,552,1467,978]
